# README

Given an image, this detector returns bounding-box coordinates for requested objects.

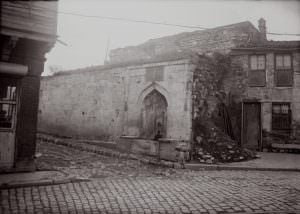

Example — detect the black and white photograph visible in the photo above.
[0,0,300,213]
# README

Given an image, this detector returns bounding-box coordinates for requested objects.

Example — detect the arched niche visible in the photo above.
[141,89,168,139]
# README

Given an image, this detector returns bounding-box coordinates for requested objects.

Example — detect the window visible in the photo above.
[272,103,291,130]
[275,54,293,86]
[249,55,266,86]
[0,77,17,129]
[145,66,164,82]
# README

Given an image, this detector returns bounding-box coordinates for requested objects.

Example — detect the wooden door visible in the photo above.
[0,76,18,169]
[142,90,167,139]
[242,102,261,150]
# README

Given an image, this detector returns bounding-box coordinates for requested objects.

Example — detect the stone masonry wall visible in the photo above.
[38,68,125,140]
[109,22,260,64]
[225,51,300,146]
[124,59,194,140]
[38,59,193,141]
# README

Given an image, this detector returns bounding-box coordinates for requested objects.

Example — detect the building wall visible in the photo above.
[38,59,193,141]
[123,60,193,140]
[227,51,300,144]
[1,0,57,171]
[38,68,124,140]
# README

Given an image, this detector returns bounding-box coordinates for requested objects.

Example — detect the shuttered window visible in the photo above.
[249,55,266,86]
[275,54,293,87]
[272,103,291,130]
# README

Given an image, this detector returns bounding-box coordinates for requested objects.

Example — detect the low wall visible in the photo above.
[116,136,159,157]
[116,136,190,161]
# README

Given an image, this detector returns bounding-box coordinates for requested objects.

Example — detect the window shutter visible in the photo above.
[250,56,257,70]
[248,70,266,86]
[277,69,292,86]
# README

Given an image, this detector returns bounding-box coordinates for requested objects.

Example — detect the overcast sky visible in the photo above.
[44,0,300,75]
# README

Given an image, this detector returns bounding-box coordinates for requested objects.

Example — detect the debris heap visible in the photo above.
[193,128,257,164]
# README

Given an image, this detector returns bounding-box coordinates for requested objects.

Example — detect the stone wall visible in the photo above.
[38,68,125,140]
[109,22,261,64]
[38,58,194,141]
[123,59,194,140]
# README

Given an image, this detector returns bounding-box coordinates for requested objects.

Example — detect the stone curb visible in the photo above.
[37,134,300,173]
[234,210,300,214]
[0,178,90,190]
[185,164,300,172]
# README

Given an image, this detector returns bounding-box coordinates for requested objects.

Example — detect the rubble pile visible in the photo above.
[193,129,257,164]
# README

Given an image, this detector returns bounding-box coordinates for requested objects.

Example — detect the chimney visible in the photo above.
[258,18,267,41]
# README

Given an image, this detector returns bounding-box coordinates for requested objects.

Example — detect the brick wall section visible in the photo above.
[109,22,261,64]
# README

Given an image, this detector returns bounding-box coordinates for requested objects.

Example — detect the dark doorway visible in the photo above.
[142,90,167,139]
[242,102,262,150]
[0,76,18,169]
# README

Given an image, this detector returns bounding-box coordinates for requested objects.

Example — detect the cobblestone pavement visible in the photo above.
[1,171,300,214]
[1,141,299,214]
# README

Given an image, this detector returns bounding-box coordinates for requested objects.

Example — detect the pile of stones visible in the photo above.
[195,143,257,164]
[193,129,257,164]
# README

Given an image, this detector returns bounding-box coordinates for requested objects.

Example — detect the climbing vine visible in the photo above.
[192,53,231,139]
[191,53,256,163]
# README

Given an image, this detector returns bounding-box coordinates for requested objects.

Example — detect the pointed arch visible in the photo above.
[141,89,168,139]
[137,82,170,106]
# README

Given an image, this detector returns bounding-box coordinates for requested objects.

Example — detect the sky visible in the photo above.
[44,0,300,75]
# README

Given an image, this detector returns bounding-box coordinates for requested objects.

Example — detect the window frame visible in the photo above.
[274,53,293,87]
[271,102,292,131]
[0,76,19,132]
[248,54,266,87]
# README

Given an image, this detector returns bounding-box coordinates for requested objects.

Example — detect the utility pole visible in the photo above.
[104,37,110,64]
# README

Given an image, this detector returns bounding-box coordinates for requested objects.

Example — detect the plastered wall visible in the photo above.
[38,59,193,141]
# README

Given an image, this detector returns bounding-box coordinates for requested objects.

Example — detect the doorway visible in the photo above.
[0,76,18,169]
[242,102,262,150]
[142,90,167,139]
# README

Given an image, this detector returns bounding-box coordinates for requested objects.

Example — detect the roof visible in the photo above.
[113,21,258,51]
[109,21,261,64]
[1,1,58,43]
[232,40,300,51]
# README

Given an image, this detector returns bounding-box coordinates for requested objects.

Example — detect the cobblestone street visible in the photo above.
[1,141,300,214]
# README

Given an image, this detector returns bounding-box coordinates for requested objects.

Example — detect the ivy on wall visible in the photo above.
[192,53,232,140]
[191,53,256,163]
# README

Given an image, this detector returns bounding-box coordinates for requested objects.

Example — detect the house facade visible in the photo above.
[0,1,58,171]
[228,41,300,150]
[38,18,300,152]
